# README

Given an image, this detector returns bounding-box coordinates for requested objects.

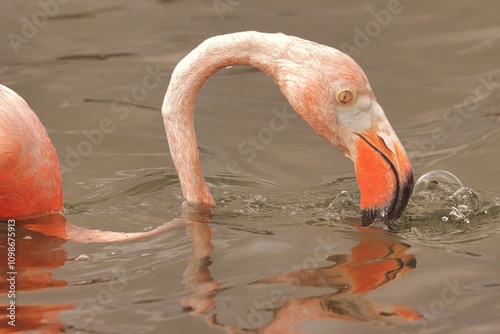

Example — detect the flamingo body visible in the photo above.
[0,86,62,218]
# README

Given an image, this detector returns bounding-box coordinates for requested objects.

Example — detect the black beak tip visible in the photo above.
[361,170,414,229]
[360,207,394,229]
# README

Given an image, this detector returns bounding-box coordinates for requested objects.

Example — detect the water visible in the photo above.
[1,0,500,333]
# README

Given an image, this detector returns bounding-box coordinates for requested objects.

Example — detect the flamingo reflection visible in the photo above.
[0,213,419,333]
[180,220,420,333]
[0,215,71,334]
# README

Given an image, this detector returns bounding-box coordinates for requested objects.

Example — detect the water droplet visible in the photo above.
[447,206,471,224]
[452,187,481,212]
[75,254,90,262]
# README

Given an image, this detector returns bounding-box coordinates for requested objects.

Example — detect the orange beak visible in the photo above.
[353,128,413,228]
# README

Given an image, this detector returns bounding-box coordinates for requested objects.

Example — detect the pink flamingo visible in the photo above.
[162,31,413,226]
[0,31,413,241]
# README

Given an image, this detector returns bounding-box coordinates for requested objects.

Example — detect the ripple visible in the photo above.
[463,279,500,291]
[56,52,136,61]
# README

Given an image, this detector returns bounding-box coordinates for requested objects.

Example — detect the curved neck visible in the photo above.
[161,32,295,206]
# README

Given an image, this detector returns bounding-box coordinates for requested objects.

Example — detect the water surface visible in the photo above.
[0,1,499,333]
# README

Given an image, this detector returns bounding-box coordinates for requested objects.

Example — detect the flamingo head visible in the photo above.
[279,47,413,228]
[0,84,63,219]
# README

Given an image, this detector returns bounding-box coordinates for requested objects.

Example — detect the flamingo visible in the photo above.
[0,31,413,241]
[162,31,413,226]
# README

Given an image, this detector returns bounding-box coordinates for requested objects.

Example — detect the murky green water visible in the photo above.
[1,1,499,333]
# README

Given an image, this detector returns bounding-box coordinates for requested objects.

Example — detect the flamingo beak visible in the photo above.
[353,124,413,228]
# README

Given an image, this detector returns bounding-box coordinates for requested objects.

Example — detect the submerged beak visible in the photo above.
[353,121,413,228]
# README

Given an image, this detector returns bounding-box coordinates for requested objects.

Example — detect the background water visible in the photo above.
[1,0,499,333]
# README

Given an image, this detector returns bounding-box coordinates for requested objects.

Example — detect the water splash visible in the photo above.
[397,170,499,242]
[414,170,463,196]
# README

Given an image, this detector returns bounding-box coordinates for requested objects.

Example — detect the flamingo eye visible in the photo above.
[336,87,356,105]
